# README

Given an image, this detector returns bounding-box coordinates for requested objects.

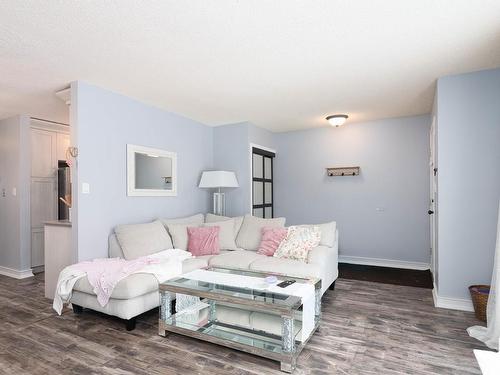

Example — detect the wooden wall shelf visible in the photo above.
[326,166,360,176]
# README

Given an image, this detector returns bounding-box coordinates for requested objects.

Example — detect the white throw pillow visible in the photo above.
[114,220,173,260]
[274,226,321,262]
[299,221,336,247]
[159,213,204,227]
[203,219,238,250]
[166,223,191,250]
[205,213,244,238]
[236,215,286,251]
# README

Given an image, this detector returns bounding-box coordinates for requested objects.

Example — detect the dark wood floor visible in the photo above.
[339,263,434,289]
[0,273,488,374]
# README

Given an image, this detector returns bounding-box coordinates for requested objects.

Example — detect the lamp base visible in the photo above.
[213,192,225,216]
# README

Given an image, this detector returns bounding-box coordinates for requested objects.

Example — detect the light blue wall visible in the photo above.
[213,122,276,216]
[436,68,500,300]
[72,82,213,261]
[0,115,31,272]
[274,115,431,264]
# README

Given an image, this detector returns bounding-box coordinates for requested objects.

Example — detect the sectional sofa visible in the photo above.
[70,213,339,330]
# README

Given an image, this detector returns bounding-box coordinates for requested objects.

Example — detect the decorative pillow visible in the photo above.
[114,220,173,260]
[257,227,288,256]
[203,219,238,250]
[299,221,337,247]
[159,213,204,227]
[205,213,244,238]
[274,226,321,262]
[166,223,191,250]
[236,215,286,251]
[187,226,220,256]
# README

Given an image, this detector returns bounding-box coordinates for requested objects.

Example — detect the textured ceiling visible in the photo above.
[1,1,500,131]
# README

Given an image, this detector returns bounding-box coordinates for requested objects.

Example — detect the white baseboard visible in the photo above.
[338,255,430,270]
[432,283,474,312]
[0,266,34,279]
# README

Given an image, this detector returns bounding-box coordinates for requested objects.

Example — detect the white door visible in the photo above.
[429,117,437,279]
[31,128,57,177]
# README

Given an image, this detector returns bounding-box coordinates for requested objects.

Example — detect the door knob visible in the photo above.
[428,210,434,215]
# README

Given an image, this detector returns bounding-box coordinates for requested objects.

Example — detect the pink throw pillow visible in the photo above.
[187,226,220,256]
[257,227,288,256]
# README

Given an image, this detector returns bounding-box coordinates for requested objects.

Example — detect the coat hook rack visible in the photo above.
[326,166,360,177]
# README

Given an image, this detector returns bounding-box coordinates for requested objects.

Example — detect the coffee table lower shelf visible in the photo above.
[158,309,319,373]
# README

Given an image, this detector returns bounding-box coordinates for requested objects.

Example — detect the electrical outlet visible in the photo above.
[375,207,385,212]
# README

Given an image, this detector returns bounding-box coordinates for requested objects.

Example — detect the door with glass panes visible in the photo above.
[252,147,275,218]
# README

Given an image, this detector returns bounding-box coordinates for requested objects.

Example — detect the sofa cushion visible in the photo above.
[159,213,204,227]
[236,215,286,251]
[203,219,238,250]
[299,221,337,247]
[205,213,244,238]
[249,254,323,280]
[114,220,173,260]
[209,250,264,269]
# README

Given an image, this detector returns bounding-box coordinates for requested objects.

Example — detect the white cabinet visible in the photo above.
[30,126,69,269]
[44,223,72,299]
[56,133,70,162]
[31,178,57,227]
[31,128,57,178]
[31,229,45,268]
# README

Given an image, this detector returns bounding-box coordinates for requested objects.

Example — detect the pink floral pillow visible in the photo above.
[187,226,220,256]
[257,227,288,256]
[274,226,321,262]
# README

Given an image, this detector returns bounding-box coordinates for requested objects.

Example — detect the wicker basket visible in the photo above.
[469,285,490,322]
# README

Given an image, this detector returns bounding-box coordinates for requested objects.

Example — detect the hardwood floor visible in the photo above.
[0,273,488,374]
[338,263,434,289]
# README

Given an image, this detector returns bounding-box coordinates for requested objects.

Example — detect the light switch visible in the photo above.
[375,207,385,212]
[82,183,90,194]
[11,187,16,196]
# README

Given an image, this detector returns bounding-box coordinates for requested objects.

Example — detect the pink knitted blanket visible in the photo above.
[72,256,160,306]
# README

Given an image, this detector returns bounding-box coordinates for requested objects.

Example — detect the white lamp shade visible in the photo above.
[199,171,239,188]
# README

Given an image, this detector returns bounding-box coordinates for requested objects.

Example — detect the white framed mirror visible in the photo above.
[127,144,177,196]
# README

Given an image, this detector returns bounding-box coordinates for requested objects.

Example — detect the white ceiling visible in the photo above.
[1,1,500,132]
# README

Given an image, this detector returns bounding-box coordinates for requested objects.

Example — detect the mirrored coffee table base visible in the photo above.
[158,268,321,373]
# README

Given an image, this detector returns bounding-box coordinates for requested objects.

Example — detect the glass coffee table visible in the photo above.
[158,267,322,373]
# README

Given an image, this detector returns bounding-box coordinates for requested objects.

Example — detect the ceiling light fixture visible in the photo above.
[326,114,348,127]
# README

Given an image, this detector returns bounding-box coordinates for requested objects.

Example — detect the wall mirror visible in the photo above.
[127,144,177,196]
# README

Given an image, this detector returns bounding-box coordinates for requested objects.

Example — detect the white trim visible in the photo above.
[248,143,277,214]
[126,144,177,197]
[432,282,474,312]
[0,266,34,279]
[338,255,430,270]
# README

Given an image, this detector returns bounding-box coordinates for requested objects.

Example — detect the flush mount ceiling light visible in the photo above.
[326,114,348,127]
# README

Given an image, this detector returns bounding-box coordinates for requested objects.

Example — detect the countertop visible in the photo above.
[44,220,72,227]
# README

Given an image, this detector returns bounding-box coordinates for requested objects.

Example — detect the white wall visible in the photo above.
[435,68,500,301]
[274,115,431,265]
[71,82,214,261]
[0,115,31,275]
[213,122,276,216]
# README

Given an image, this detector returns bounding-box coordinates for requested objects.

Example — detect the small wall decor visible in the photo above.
[326,166,360,176]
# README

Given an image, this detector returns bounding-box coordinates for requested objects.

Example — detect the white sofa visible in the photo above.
[70,214,338,330]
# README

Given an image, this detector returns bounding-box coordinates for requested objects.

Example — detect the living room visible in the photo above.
[1,1,500,374]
